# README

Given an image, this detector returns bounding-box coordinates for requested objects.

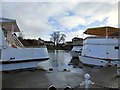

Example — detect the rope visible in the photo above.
[73,81,117,89]
[93,81,117,89]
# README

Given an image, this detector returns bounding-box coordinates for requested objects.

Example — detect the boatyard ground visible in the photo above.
[2,58,119,89]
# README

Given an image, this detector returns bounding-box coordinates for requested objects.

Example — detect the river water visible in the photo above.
[37,50,83,73]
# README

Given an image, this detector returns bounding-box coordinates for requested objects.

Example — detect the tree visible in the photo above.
[59,33,66,43]
[50,31,66,47]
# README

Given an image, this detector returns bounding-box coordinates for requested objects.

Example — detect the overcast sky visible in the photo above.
[1,1,118,41]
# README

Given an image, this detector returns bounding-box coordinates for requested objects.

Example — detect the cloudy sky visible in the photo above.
[1,1,119,41]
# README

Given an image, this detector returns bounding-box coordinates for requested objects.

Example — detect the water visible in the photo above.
[37,50,83,73]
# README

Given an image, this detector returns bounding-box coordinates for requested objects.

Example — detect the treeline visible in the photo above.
[46,43,73,50]
[18,37,72,50]
[18,37,44,47]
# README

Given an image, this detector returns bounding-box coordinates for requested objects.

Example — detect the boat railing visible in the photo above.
[85,36,119,40]
[12,34,24,48]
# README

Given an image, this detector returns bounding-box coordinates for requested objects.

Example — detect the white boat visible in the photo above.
[79,26,120,66]
[0,18,49,71]
[70,46,82,57]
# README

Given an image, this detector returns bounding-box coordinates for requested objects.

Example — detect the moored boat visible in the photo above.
[0,18,49,71]
[70,45,82,57]
[79,26,120,66]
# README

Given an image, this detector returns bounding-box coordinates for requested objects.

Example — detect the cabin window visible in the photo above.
[114,46,119,50]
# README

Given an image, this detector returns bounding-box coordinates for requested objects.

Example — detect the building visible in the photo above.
[72,37,83,46]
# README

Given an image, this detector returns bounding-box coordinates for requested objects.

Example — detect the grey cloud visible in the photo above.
[1,2,117,41]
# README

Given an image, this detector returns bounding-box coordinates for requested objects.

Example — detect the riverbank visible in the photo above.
[46,45,73,50]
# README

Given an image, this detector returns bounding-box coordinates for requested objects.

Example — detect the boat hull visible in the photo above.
[1,47,49,71]
[79,55,119,66]
[70,46,82,57]
[0,58,49,71]
[70,51,80,57]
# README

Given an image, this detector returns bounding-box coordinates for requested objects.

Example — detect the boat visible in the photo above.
[70,45,82,57]
[0,18,49,71]
[70,37,83,57]
[79,26,120,66]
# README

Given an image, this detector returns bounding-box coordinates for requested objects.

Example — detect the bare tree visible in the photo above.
[50,31,66,47]
[59,33,66,43]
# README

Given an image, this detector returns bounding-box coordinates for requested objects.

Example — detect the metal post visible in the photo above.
[80,73,94,90]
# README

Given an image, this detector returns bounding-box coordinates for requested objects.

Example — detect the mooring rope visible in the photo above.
[73,80,117,89]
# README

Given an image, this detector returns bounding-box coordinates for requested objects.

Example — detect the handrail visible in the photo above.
[12,34,24,48]
[84,36,119,40]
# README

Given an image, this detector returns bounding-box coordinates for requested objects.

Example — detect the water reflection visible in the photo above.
[38,50,83,73]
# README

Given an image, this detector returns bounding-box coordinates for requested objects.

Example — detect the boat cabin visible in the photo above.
[0,18,24,48]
